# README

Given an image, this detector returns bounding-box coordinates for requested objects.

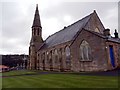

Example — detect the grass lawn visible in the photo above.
[2,70,118,88]
[2,70,38,76]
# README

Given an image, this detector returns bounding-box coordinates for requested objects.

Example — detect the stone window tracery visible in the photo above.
[55,49,58,63]
[80,40,91,61]
[65,46,70,63]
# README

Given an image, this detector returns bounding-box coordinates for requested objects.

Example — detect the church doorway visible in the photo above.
[109,45,116,68]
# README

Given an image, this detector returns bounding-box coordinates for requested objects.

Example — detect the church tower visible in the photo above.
[28,4,43,70]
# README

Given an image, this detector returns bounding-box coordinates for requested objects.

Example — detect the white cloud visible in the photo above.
[63,15,72,23]
[41,17,60,39]
[102,6,118,36]
[1,1,119,54]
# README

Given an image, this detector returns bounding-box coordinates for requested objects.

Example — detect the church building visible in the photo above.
[27,5,120,72]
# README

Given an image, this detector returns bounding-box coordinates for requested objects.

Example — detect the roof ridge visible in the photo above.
[83,29,106,38]
[45,12,93,41]
[69,12,93,28]
[83,12,94,28]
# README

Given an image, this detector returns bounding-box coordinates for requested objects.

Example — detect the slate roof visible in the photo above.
[40,12,94,50]
[32,4,41,27]
[39,11,120,50]
[84,29,120,44]
[107,37,120,43]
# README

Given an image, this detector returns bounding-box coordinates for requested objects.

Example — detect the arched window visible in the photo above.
[34,29,36,35]
[41,52,45,70]
[59,48,62,60]
[65,46,70,63]
[80,40,91,61]
[55,49,58,55]
[46,51,49,63]
[50,51,52,59]
[37,28,39,35]
[42,53,45,60]
[54,49,58,63]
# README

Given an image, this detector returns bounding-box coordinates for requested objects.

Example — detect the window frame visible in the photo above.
[65,46,71,64]
[80,40,92,62]
[54,49,58,63]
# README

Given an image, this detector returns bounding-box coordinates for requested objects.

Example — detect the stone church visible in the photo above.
[27,5,120,72]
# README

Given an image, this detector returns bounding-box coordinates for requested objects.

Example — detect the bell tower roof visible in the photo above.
[32,4,41,28]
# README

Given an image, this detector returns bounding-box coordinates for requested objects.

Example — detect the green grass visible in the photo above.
[2,70,118,88]
[2,70,37,76]
[0,73,1,90]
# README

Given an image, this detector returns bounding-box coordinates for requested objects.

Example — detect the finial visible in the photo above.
[114,29,119,38]
[93,10,96,13]
[36,4,38,10]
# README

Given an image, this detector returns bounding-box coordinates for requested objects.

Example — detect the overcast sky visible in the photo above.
[0,0,119,55]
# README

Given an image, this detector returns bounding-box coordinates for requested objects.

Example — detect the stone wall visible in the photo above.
[70,29,108,72]
[84,11,105,34]
[36,29,120,72]
[106,41,120,70]
[37,41,72,71]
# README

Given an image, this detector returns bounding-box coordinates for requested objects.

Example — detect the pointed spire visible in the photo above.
[32,4,41,28]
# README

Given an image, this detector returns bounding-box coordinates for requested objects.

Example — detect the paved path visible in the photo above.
[76,69,119,76]
[1,69,120,78]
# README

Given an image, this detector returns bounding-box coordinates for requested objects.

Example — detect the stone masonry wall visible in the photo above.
[70,29,108,72]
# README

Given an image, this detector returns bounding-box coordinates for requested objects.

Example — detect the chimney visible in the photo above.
[114,29,119,38]
[103,29,110,37]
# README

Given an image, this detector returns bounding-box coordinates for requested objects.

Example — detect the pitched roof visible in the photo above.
[107,37,120,43]
[40,12,94,50]
[83,29,120,44]
[39,10,120,50]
